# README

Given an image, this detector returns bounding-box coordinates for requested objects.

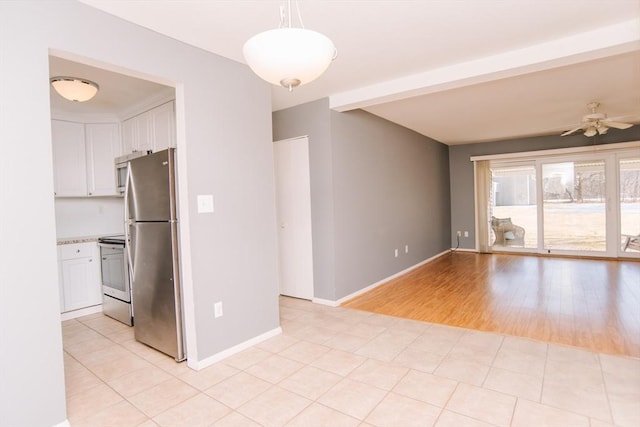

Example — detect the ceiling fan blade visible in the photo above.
[561,126,584,136]
[603,121,633,130]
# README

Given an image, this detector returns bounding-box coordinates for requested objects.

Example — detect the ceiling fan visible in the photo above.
[561,102,633,137]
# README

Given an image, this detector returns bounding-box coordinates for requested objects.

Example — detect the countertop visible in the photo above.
[56,235,101,245]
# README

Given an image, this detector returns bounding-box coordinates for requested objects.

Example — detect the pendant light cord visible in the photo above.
[295,0,305,28]
[279,0,305,29]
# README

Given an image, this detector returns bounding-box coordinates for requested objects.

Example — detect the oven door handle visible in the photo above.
[98,242,125,249]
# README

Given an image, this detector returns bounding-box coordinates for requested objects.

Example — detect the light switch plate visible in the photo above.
[197,195,214,213]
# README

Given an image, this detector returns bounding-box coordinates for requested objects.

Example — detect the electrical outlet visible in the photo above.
[456,231,462,237]
[464,231,469,237]
[394,248,398,258]
[214,302,223,318]
[405,245,409,253]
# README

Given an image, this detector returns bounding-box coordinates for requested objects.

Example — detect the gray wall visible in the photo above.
[272,99,335,300]
[274,101,450,301]
[0,2,278,425]
[449,128,640,249]
[331,110,451,299]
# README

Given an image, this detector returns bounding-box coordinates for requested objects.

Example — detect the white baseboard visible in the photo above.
[451,247,477,253]
[188,326,282,371]
[315,249,451,307]
[53,419,70,427]
[311,297,339,307]
[60,305,102,321]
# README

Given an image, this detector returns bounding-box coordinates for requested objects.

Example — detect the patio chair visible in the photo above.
[622,234,640,252]
[491,216,525,246]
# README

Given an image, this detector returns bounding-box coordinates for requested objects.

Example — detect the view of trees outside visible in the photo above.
[542,161,606,251]
[490,157,640,253]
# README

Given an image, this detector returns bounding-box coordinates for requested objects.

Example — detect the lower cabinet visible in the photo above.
[58,242,102,313]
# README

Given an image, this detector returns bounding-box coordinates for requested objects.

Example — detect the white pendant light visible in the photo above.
[243,0,336,92]
[50,77,99,102]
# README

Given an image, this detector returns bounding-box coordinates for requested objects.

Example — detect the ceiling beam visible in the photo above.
[329,19,640,112]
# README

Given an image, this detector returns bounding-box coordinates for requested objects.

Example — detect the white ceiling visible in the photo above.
[65,0,640,145]
[49,56,174,118]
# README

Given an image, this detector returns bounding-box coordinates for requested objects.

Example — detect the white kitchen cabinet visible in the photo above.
[121,101,175,154]
[58,242,102,313]
[122,111,153,153]
[51,120,87,197]
[121,118,136,155]
[52,120,121,197]
[150,101,175,151]
[85,123,121,196]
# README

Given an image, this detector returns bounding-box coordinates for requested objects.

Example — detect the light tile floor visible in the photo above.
[62,297,640,426]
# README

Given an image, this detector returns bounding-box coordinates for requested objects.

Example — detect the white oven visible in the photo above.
[98,236,133,325]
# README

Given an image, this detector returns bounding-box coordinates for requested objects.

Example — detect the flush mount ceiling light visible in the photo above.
[50,76,99,102]
[243,0,337,92]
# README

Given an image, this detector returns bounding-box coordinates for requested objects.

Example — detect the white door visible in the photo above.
[274,136,314,300]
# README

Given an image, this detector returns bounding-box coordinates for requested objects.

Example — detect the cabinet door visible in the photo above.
[51,120,87,196]
[136,111,154,153]
[151,101,176,151]
[121,118,136,155]
[86,123,120,196]
[61,257,101,311]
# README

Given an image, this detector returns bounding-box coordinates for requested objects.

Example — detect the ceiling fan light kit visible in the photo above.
[243,0,336,92]
[50,76,99,102]
[561,102,633,137]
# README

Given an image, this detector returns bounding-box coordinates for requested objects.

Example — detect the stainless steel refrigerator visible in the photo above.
[125,148,185,361]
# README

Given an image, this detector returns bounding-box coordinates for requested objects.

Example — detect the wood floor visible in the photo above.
[343,252,640,358]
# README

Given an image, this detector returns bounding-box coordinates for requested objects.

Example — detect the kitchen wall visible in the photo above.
[273,100,451,302]
[0,2,277,426]
[55,198,124,238]
[449,127,640,250]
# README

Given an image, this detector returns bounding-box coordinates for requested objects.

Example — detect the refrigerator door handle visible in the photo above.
[124,163,135,277]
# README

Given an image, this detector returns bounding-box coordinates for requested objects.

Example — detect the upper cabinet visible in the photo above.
[51,120,88,197]
[51,120,121,197]
[121,101,175,155]
[85,123,121,196]
[51,101,174,198]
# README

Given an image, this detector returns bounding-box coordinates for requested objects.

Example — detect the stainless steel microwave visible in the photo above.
[115,151,150,194]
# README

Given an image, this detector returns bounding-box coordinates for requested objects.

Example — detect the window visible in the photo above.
[473,142,640,258]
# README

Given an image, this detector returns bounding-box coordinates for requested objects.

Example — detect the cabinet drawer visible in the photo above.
[59,242,96,260]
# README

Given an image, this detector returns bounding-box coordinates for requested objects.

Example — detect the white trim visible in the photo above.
[188,327,282,371]
[451,248,477,253]
[312,297,339,307]
[53,420,70,427]
[473,161,479,251]
[118,91,176,121]
[173,84,199,371]
[50,112,120,123]
[60,304,102,321]
[470,141,640,162]
[273,135,310,145]
[318,250,451,306]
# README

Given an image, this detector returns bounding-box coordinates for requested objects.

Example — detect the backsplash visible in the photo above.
[55,197,124,238]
